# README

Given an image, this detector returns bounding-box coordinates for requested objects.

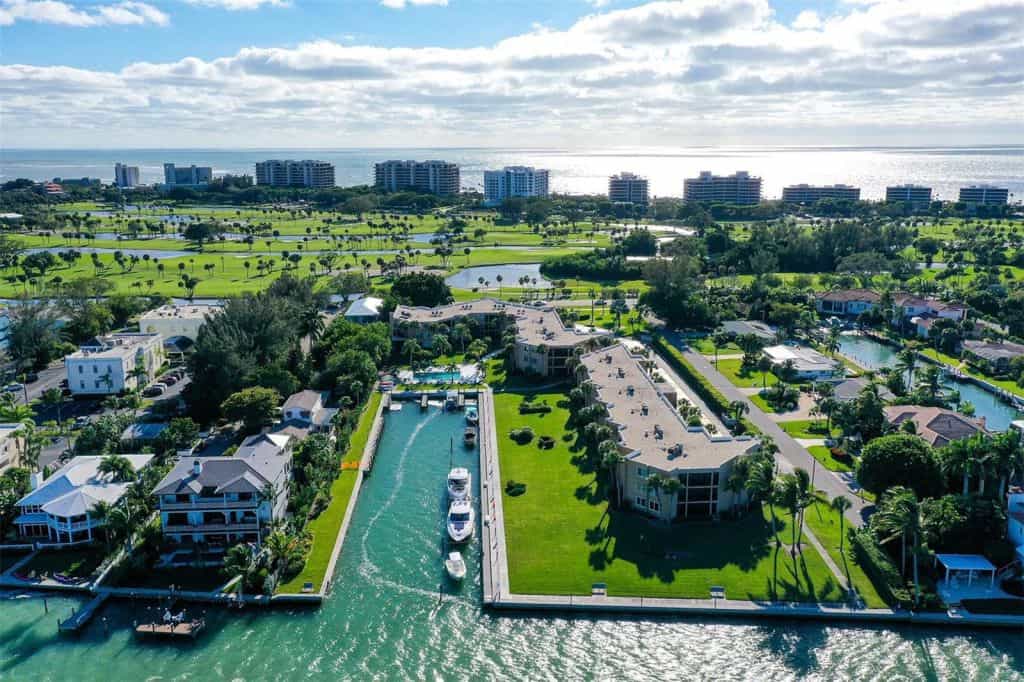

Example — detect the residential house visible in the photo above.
[152,432,293,552]
[275,389,337,439]
[0,423,26,474]
[720,320,777,342]
[883,405,987,447]
[65,333,164,396]
[14,454,154,544]
[815,289,881,317]
[962,339,1024,374]
[831,377,894,403]
[579,344,759,521]
[763,344,841,381]
[343,296,384,324]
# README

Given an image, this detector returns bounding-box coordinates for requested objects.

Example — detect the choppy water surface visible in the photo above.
[5,406,1024,680]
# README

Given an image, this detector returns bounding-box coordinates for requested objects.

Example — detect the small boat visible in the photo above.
[465,405,479,425]
[463,427,477,448]
[447,500,475,543]
[447,467,471,501]
[444,551,467,581]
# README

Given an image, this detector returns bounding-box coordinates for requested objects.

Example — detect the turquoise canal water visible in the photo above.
[838,334,1021,431]
[6,405,1024,679]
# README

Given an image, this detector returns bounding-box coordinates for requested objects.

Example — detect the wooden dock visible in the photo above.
[134,618,206,640]
[419,394,428,410]
[58,593,109,633]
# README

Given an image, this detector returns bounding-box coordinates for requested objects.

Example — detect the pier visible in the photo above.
[134,619,206,640]
[58,593,109,633]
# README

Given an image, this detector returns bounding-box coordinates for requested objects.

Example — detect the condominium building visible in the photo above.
[579,344,759,521]
[608,172,649,205]
[483,166,550,205]
[374,160,460,196]
[781,184,861,203]
[163,163,213,188]
[114,163,140,188]
[391,299,600,376]
[139,303,223,343]
[255,159,336,188]
[959,185,1009,206]
[0,423,26,474]
[683,171,762,205]
[152,433,293,552]
[65,333,165,396]
[886,184,933,207]
[14,454,154,544]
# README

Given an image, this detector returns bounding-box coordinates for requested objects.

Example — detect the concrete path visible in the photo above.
[673,342,871,527]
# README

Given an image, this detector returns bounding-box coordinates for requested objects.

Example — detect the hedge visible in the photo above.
[651,335,760,436]
[848,527,907,607]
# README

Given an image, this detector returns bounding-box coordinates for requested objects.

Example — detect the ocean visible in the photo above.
[2,145,1022,201]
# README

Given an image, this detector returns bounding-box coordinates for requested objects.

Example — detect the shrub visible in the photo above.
[509,427,535,444]
[849,527,905,607]
[519,400,552,415]
[505,480,527,496]
[537,435,555,449]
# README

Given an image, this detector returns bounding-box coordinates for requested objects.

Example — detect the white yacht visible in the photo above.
[447,500,475,543]
[444,551,466,581]
[447,467,471,502]
[465,405,479,425]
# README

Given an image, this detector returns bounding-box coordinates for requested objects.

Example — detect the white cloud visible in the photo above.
[183,0,289,9]
[0,0,168,26]
[2,0,1022,147]
[380,0,447,8]
[791,9,821,30]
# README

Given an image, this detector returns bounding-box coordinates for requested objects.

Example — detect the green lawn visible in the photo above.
[495,389,845,602]
[19,547,107,579]
[778,419,837,440]
[277,391,382,594]
[749,393,785,414]
[689,338,741,355]
[801,500,888,608]
[716,358,777,388]
[921,348,1024,400]
[807,445,854,473]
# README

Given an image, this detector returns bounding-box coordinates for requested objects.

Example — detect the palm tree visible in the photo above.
[598,440,624,506]
[941,437,976,496]
[756,355,773,390]
[89,500,114,552]
[299,307,325,343]
[825,326,841,356]
[830,495,853,555]
[897,346,917,387]
[264,530,308,577]
[223,543,258,594]
[746,458,780,544]
[106,506,135,551]
[98,454,135,483]
[872,486,924,605]
[729,400,748,424]
[646,473,663,516]
[402,338,421,366]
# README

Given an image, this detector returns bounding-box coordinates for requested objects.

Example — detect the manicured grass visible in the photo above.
[807,445,854,473]
[277,392,382,594]
[716,358,778,388]
[778,419,837,440]
[495,389,845,602]
[19,547,107,579]
[749,393,784,414]
[689,337,741,355]
[801,500,888,608]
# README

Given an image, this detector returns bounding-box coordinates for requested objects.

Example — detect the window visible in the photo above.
[80,381,85,389]
[92,365,98,374]
[648,500,660,511]
[635,496,645,507]
[78,366,83,374]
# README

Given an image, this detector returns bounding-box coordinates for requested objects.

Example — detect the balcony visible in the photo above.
[159,498,259,512]
[161,521,259,534]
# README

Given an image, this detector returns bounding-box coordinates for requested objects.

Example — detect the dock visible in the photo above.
[58,593,110,633]
[420,394,428,410]
[134,618,206,640]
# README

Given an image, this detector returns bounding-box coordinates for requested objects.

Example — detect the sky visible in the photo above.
[1,0,1022,148]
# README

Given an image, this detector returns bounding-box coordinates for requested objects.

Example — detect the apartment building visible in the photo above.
[374,160,460,196]
[255,160,336,188]
[153,433,293,552]
[139,303,223,342]
[483,166,550,205]
[0,423,26,474]
[959,185,1010,206]
[579,344,759,521]
[608,172,649,205]
[886,184,933,208]
[684,171,762,205]
[781,184,861,203]
[65,333,164,396]
[114,163,140,188]
[163,163,213,188]
[391,299,600,377]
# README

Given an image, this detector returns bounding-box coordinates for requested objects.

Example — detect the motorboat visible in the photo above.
[463,427,477,448]
[444,551,467,581]
[447,467,471,501]
[447,500,475,543]
[465,405,479,425]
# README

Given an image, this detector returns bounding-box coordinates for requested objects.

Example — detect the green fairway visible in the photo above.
[494,388,845,602]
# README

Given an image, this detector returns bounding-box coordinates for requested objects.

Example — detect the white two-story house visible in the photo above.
[152,432,293,554]
[65,333,164,396]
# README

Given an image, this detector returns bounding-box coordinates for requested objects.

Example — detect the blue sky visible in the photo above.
[1,0,1022,148]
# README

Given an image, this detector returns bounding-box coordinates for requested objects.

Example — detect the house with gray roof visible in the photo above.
[152,432,293,552]
[720,320,777,342]
[962,339,1024,374]
[15,454,154,545]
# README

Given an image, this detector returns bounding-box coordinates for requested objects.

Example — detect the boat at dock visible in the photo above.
[447,467,471,501]
[465,405,479,425]
[444,551,467,581]
[447,500,475,543]
[463,427,477,448]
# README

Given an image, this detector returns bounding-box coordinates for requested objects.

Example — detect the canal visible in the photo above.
[837,333,1022,431]
[4,405,1024,679]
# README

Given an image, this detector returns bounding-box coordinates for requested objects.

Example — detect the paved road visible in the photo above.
[663,334,872,527]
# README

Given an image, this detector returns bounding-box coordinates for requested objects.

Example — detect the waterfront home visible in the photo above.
[962,339,1024,374]
[343,296,384,324]
[893,294,967,323]
[578,344,759,521]
[0,422,26,474]
[883,405,987,447]
[14,454,154,544]
[831,377,894,403]
[65,332,164,396]
[139,303,222,343]
[815,289,880,317]
[763,344,841,381]
[152,432,293,551]
[274,389,337,440]
[391,299,601,377]
[719,319,777,342]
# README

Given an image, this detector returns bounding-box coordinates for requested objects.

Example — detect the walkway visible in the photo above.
[674,343,871,527]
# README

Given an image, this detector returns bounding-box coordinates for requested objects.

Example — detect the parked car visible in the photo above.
[162,375,178,386]
[24,372,39,384]
[3,383,24,394]
[72,416,90,429]
[143,385,166,397]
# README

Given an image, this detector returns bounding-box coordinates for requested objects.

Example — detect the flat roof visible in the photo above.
[579,344,757,472]
[935,554,996,572]
[140,303,223,321]
[764,345,838,372]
